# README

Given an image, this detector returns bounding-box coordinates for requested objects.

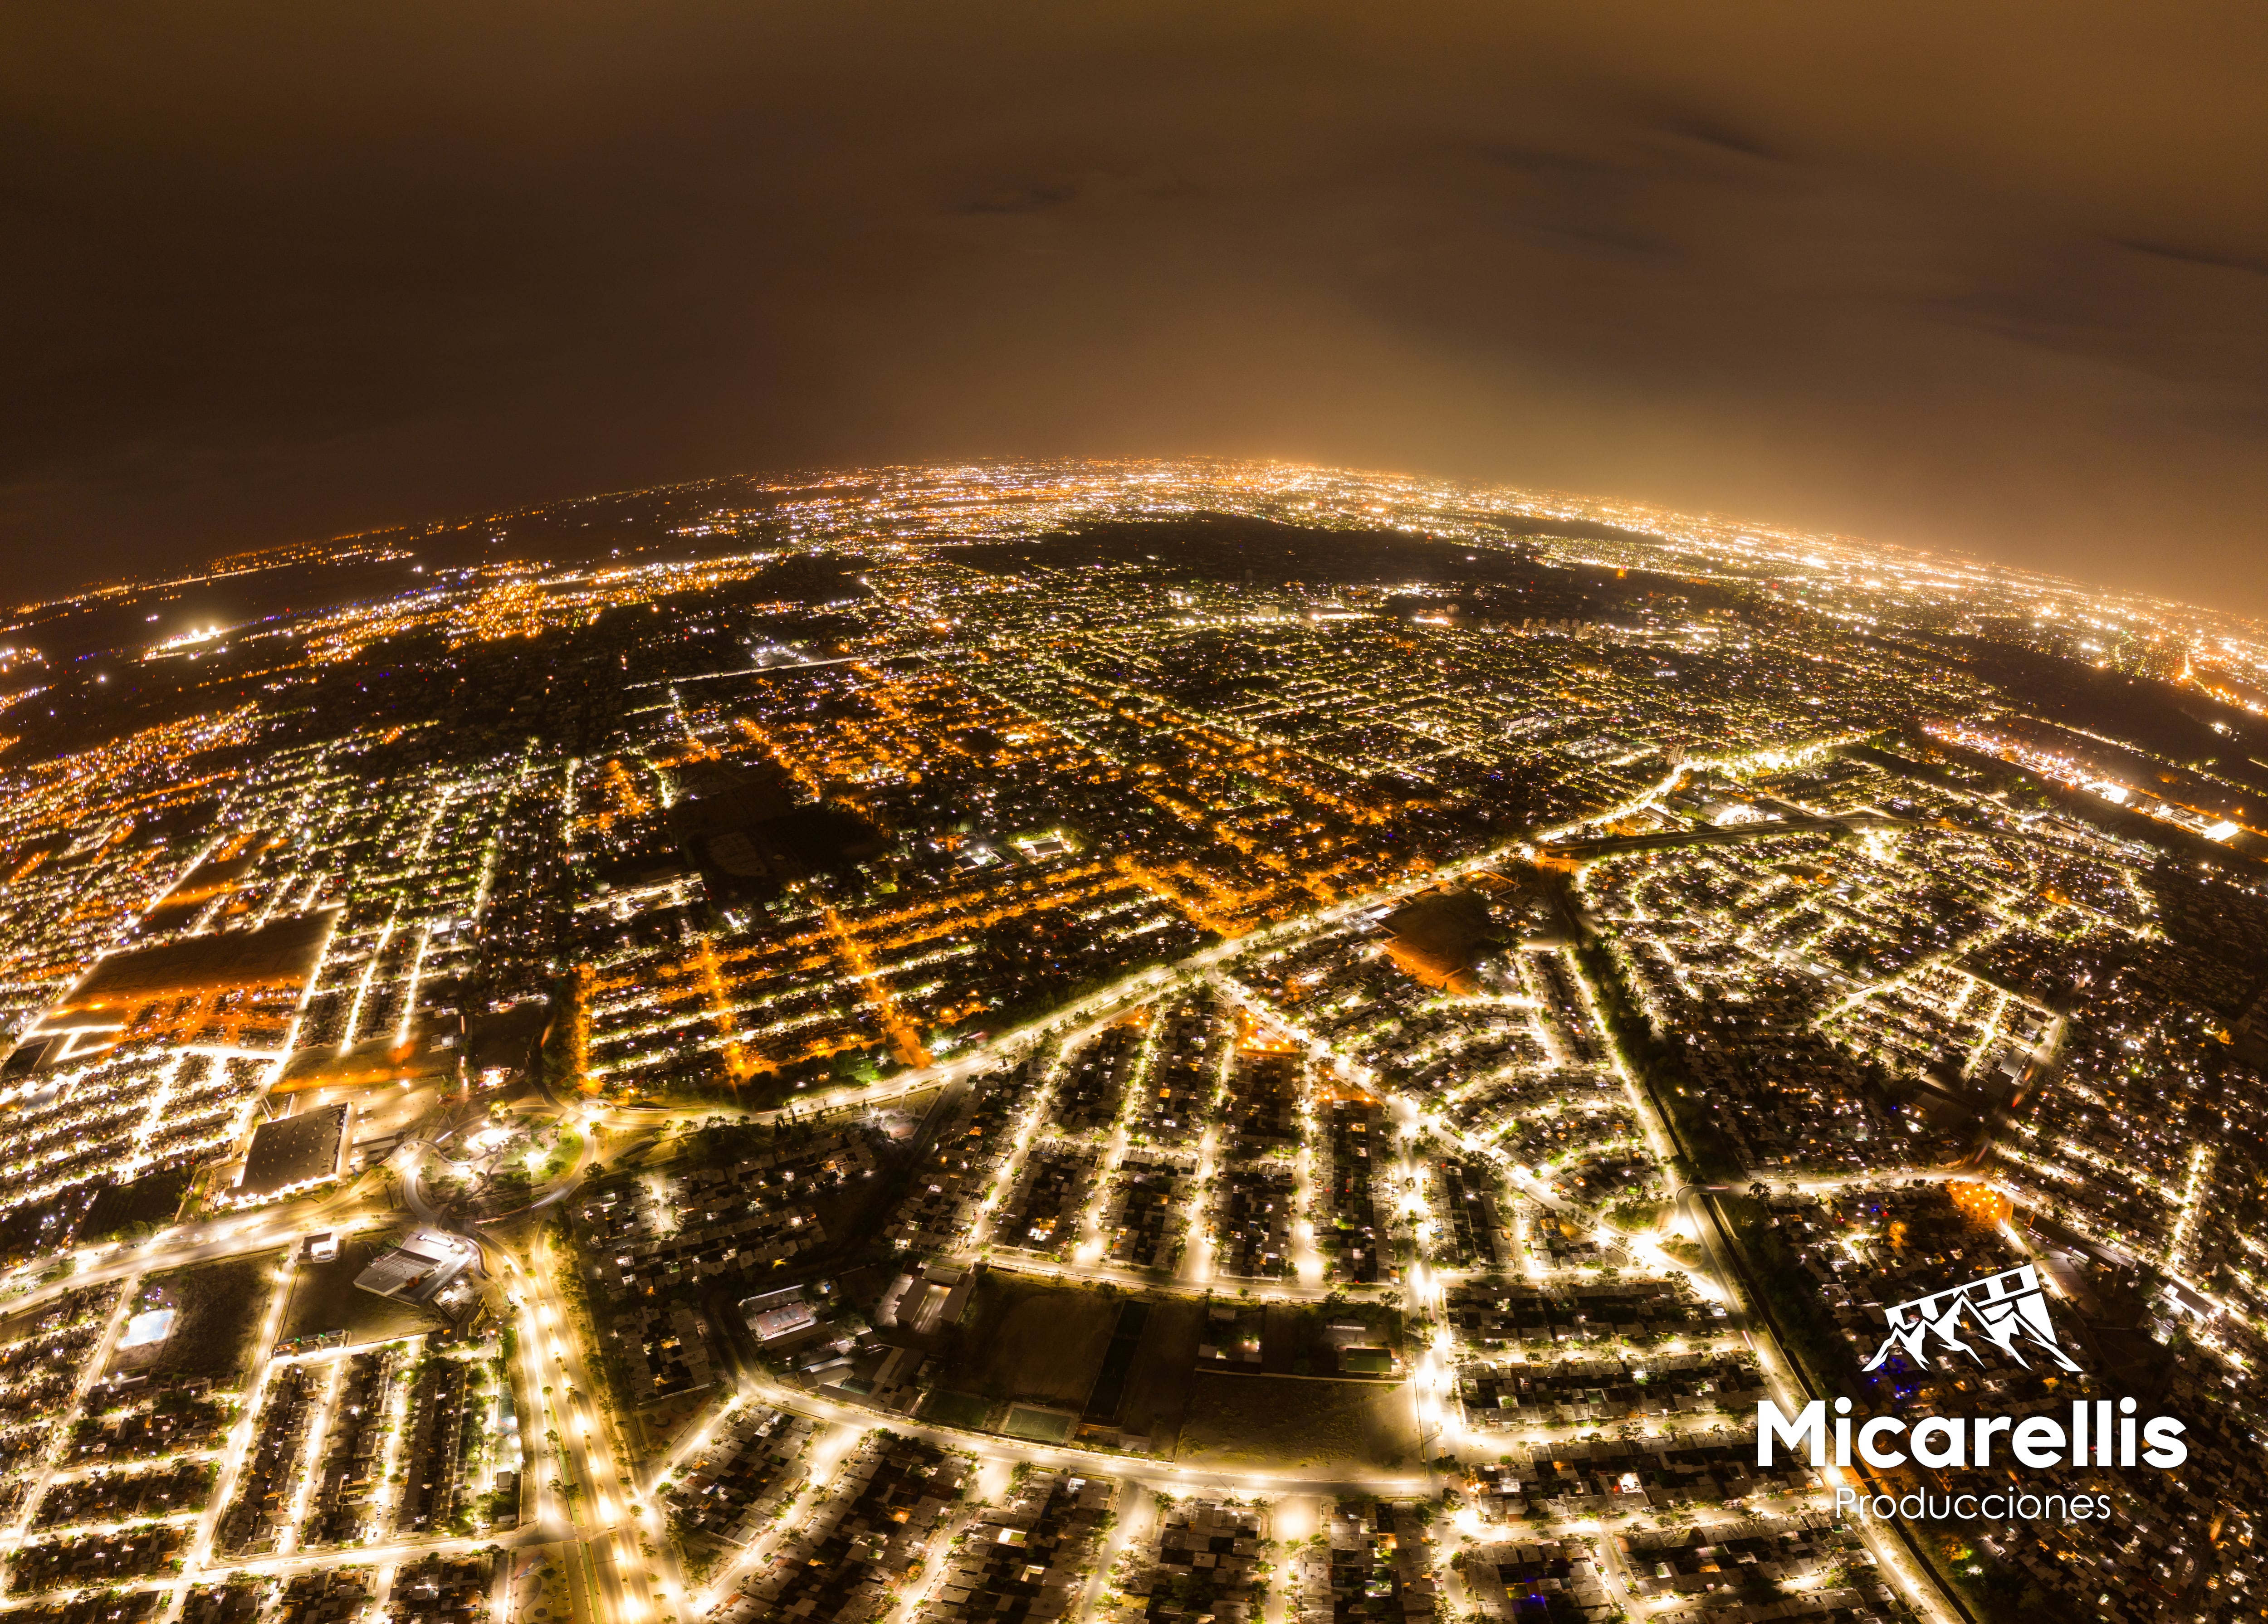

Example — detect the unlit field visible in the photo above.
[1173,1371,1419,1471]
[942,1274,1120,1406]
[1117,1296,1206,1446]
[112,1250,284,1388]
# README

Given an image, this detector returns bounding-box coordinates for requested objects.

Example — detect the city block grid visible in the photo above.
[0,462,2263,1624]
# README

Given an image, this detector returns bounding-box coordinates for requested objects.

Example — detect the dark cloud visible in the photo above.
[2,1,2263,611]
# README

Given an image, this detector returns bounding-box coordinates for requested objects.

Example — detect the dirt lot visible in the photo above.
[112,1251,284,1388]
[277,1235,444,1346]
[631,1390,711,1459]
[1174,1371,1419,1471]
[80,1168,194,1242]
[1116,1295,1206,1447]
[936,1273,1122,1406]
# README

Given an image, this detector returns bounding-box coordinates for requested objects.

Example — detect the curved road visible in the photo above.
[395,1122,606,1229]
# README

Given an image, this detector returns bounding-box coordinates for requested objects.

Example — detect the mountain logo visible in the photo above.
[1861,1263,2081,1374]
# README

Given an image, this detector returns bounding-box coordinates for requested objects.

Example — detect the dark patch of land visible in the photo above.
[1920,634,2268,784]
[921,1390,994,1431]
[685,805,888,899]
[932,1274,1122,1408]
[904,1274,1218,1453]
[5,551,870,771]
[79,1168,194,1243]
[1380,888,1498,991]
[46,910,334,1008]
[463,1003,551,1084]
[948,516,1738,619]
[1115,1295,1207,1447]
[113,1252,282,1388]
[1174,1370,1418,1471]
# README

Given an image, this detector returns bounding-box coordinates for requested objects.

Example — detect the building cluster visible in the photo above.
[991,1145,1096,1261]
[0,1053,273,1261]
[305,1349,398,1547]
[5,1303,502,1617]
[216,1359,317,1555]
[181,1582,269,1624]
[1236,925,1554,1105]
[0,708,266,1058]
[1577,804,2099,1174]
[1110,1497,1267,1624]
[717,1433,966,1624]
[1432,1154,1510,1270]
[660,1403,814,1553]
[1051,1021,1140,1137]
[392,1354,475,1536]
[5,461,2268,1624]
[1315,1096,1388,1284]
[1748,1178,2268,1624]
[1231,914,1657,1287]
[0,1283,119,1498]
[1293,1497,1437,1624]
[275,1565,373,1624]
[1131,1000,1229,1150]
[0,727,552,1261]
[1615,1512,1885,1624]
[915,1468,1115,1624]
[28,1459,213,1531]
[1100,1155,1193,1274]
[67,1381,236,1468]
[1457,1351,1767,1433]
[887,1071,1024,1252]
[574,1127,878,1300]
[1449,1534,1603,1623]
[1462,1430,1816,1519]
[1209,1049,1301,1282]
[1746,1183,2038,1375]
[1445,1278,1726,1355]
[386,1554,490,1624]
[5,1525,184,1594]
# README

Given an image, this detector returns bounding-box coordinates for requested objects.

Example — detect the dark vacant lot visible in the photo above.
[918,1278,1221,1452]
[113,1252,283,1388]
[936,1274,1120,1407]
[952,513,1683,593]
[1116,1295,1207,1449]
[79,1169,193,1242]
[1176,1371,1418,1472]
[920,1390,994,1431]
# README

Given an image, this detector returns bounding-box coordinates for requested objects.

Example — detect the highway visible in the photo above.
[494,1238,670,1624]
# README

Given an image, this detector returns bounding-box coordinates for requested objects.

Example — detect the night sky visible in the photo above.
[5,3,2265,612]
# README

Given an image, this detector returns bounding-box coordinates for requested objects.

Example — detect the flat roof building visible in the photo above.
[353,1228,483,1321]
[238,1103,351,1200]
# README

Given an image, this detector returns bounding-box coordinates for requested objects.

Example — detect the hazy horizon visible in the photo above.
[5,3,2265,614]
